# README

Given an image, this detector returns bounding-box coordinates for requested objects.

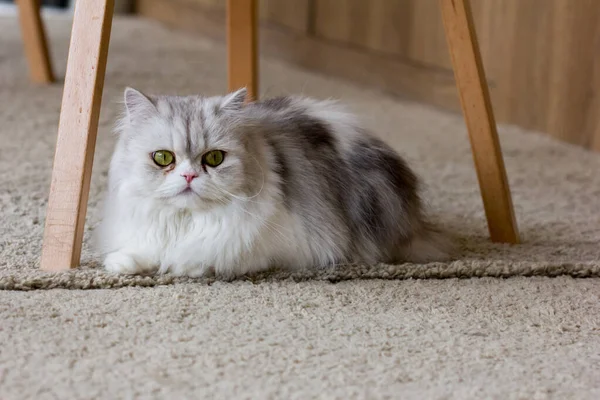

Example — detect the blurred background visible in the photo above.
[0,0,131,13]
[4,0,599,152]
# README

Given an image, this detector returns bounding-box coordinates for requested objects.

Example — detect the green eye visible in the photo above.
[152,150,175,167]
[203,150,225,167]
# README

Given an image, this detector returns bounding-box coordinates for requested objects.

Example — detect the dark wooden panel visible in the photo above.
[170,0,310,32]
[260,0,310,32]
[136,0,459,106]
[313,0,600,149]
[136,0,600,151]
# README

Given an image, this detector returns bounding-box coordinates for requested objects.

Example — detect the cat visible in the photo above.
[95,87,452,278]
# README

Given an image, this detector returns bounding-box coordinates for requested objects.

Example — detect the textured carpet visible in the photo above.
[1,16,600,290]
[1,16,600,399]
[2,277,599,399]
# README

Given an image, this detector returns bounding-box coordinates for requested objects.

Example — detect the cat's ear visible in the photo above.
[124,87,157,124]
[220,87,248,111]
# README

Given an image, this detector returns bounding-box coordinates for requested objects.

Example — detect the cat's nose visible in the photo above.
[181,172,198,184]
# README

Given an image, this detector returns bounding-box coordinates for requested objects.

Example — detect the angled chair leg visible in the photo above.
[41,0,115,271]
[439,0,520,244]
[17,0,54,83]
[226,0,258,101]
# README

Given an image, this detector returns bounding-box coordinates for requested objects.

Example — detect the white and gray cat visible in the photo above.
[96,87,452,278]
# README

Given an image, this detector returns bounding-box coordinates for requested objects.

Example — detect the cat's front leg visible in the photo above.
[104,251,158,275]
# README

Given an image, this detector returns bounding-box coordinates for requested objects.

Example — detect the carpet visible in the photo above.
[1,277,599,399]
[0,16,599,399]
[1,17,600,290]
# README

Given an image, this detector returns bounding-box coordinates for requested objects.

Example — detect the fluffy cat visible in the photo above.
[96,87,452,278]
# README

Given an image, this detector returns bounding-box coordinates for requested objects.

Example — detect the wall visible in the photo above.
[136,0,600,152]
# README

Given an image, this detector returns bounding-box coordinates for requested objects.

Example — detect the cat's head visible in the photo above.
[111,87,264,210]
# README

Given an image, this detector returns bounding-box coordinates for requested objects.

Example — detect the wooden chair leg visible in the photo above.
[439,0,520,244]
[226,0,258,101]
[17,0,54,84]
[40,0,115,271]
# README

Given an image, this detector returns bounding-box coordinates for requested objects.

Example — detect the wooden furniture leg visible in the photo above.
[17,0,54,83]
[226,0,258,100]
[439,0,520,244]
[40,0,115,271]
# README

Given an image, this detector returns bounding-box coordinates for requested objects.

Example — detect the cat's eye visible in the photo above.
[202,150,225,168]
[152,150,175,167]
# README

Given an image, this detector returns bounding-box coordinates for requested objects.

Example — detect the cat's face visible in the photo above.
[113,87,262,210]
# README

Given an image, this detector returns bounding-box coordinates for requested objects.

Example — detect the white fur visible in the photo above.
[98,175,317,277]
[97,88,328,277]
[97,88,450,277]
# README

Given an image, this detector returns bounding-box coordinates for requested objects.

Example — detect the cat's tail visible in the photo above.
[400,222,456,264]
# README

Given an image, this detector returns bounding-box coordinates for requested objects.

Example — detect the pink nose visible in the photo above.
[181,172,198,184]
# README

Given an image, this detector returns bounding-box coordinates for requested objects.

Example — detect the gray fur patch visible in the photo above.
[122,89,448,267]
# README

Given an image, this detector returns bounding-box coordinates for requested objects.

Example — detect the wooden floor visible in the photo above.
[136,0,600,152]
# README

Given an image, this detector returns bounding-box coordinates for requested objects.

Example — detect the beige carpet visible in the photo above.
[2,277,599,399]
[1,16,599,399]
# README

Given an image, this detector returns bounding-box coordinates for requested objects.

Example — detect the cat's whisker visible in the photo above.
[229,203,296,248]
[214,185,346,255]
[209,185,290,237]
[98,88,450,279]
[243,211,295,247]
[214,153,267,202]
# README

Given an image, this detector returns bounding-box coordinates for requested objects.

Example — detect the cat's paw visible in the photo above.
[158,262,215,278]
[104,252,155,275]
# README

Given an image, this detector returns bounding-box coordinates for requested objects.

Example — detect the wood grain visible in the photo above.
[312,0,600,151]
[41,0,115,271]
[138,0,600,152]
[162,0,311,32]
[260,0,311,32]
[226,0,258,100]
[314,0,449,68]
[137,0,457,105]
[16,0,54,84]
[440,0,519,244]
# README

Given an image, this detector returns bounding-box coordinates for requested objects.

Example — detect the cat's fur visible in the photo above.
[96,87,452,278]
